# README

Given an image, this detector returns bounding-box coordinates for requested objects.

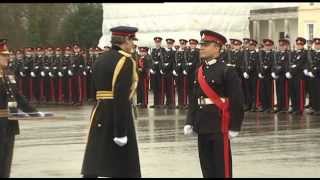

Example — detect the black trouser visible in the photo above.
[260,76,273,110]
[0,134,15,178]
[150,73,163,106]
[246,74,258,109]
[305,76,313,107]
[164,74,175,106]
[289,77,305,112]
[177,74,188,106]
[310,77,320,111]
[137,73,149,106]
[275,75,289,110]
[198,134,232,178]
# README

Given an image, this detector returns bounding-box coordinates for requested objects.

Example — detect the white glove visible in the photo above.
[243,72,249,79]
[183,125,193,136]
[303,69,309,76]
[40,71,45,77]
[68,70,73,76]
[258,73,264,79]
[285,72,292,79]
[183,70,188,75]
[271,72,278,79]
[160,70,164,75]
[37,112,46,117]
[113,136,128,147]
[308,72,315,78]
[150,69,155,74]
[229,131,239,139]
[58,72,63,77]
[30,72,36,77]
[20,72,25,77]
[49,72,54,77]
[83,71,87,76]
[164,63,169,66]
[188,62,192,66]
[173,70,178,77]
[35,66,39,69]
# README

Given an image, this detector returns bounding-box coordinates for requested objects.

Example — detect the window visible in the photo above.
[308,24,314,40]
[279,32,285,39]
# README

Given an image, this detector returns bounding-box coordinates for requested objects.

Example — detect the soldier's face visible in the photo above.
[279,45,288,51]
[234,44,241,50]
[200,42,220,59]
[296,44,304,49]
[190,43,197,49]
[264,45,273,51]
[0,54,9,68]
[167,43,173,49]
[155,42,161,48]
[314,44,320,49]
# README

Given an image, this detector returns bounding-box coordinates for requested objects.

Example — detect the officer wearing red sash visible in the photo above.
[184,30,244,178]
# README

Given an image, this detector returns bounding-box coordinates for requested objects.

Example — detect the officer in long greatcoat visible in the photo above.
[81,26,141,178]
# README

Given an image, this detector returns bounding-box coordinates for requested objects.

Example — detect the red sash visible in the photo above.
[197,65,230,133]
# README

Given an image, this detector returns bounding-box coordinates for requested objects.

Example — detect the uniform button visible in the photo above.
[199,106,203,109]
[206,66,209,69]
[11,95,14,98]
[97,123,102,127]
[211,80,215,83]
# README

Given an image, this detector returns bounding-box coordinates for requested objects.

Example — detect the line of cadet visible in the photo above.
[135,36,320,116]
[7,45,110,105]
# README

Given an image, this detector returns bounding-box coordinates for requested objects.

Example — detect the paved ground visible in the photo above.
[9,104,320,178]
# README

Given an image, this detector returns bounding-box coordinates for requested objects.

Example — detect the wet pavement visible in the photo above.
[10,103,320,177]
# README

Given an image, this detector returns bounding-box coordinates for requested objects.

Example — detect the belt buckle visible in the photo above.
[199,97,205,105]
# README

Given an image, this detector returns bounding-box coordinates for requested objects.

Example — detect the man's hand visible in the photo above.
[113,136,128,147]
[184,125,193,135]
[228,131,239,139]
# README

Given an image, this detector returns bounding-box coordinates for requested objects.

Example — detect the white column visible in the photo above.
[284,19,289,38]
[253,20,257,40]
[256,20,260,42]
[268,19,273,39]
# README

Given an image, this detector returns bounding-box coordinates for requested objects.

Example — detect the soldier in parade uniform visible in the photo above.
[23,48,35,101]
[43,47,55,103]
[258,39,276,112]
[184,30,244,178]
[81,26,141,178]
[306,38,320,116]
[15,50,25,96]
[136,47,152,108]
[0,39,44,178]
[85,48,96,101]
[228,39,249,111]
[59,46,72,104]
[150,37,165,108]
[243,39,260,112]
[161,38,176,109]
[184,39,200,109]
[35,47,46,103]
[174,39,189,109]
[272,39,290,112]
[70,44,85,105]
[286,37,308,115]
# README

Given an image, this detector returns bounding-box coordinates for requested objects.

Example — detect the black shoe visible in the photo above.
[257,107,265,112]
[149,105,156,108]
[313,111,320,116]
[250,108,257,112]
[293,111,303,115]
